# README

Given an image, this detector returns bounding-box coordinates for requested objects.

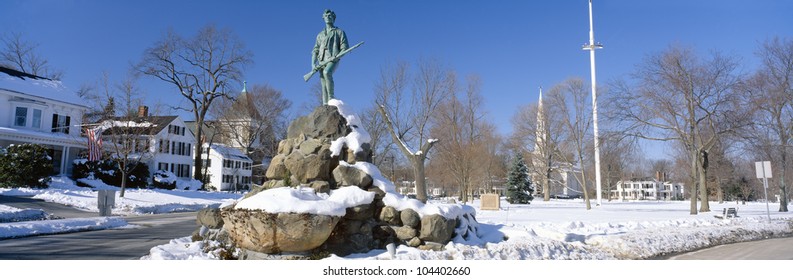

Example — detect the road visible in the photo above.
[0,195,199,260]
[669,236,793,260]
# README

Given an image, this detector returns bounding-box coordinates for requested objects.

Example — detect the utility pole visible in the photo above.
[583,0,604,206]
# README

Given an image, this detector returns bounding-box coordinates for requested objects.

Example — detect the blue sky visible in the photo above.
[2,0,792,157]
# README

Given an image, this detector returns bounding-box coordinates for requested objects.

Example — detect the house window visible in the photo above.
[51,114,71,134]
[14,107,27,126]
[32,109,41,128]
[235,161,240,169]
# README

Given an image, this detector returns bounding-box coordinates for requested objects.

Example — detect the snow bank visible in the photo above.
[0,217,128,239]
[141,237,221,260]
[0,205,50,223]
[235,186,375,217]
[0,177,242,215]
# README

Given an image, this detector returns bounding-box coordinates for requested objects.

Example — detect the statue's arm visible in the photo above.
[312,36,320,68]
[339,30,349,52]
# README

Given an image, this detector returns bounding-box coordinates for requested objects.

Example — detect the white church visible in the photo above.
[530,88,585,198]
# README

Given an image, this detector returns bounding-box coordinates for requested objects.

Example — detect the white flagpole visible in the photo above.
[583,0,604,206]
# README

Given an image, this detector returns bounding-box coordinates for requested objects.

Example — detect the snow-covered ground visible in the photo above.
[0,217,128,239]
[0,176,241,215]
[1,178,791,260]
[144,198,793,260]
[0,176,241,239]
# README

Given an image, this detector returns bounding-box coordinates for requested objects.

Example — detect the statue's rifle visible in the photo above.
[304,41,364,82]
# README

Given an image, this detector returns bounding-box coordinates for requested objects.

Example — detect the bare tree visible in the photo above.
[210,83,290,159]
[0,32,63,80]
[546,78,593,209]
[430,75,494,203]
[96,78,155,197]
[745,37,793,212]
[609,46,749,214]
[135,24,252,183]
[375,59,453,202]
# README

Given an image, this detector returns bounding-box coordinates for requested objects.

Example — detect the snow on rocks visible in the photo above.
[234,186,375,217]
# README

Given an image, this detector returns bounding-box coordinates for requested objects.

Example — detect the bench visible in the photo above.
[722,207,738,218]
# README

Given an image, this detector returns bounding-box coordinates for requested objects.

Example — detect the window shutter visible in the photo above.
[64,116,71,134]
[51,114,58,132]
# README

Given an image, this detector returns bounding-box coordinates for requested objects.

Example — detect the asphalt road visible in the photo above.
[669,236,793,260]
[0,195,199,260]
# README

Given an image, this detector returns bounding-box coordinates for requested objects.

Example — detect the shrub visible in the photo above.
[71,159,149,188]
[152,170,177,190]
[0,144,53,188]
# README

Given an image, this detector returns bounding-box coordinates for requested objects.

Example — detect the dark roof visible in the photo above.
[0,66,52,81]
[103,116,178,136]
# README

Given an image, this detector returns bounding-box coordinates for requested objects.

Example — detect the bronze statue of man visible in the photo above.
[312,9,348,105]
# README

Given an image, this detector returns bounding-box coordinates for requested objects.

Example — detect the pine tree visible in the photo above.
[507,153,533,204]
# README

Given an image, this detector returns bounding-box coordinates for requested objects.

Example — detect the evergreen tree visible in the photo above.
[507,153,533,204]
[0,144,53,188]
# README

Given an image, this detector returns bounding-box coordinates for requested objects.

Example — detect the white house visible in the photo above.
[610,178,685,201]
[100,107,196,181]
[200,143,252,192]
[0,67,88,176]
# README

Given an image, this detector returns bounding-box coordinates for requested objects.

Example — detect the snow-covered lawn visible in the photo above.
[144,198,793,260]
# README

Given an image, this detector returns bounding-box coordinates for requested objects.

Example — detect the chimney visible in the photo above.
[138,106,149,117]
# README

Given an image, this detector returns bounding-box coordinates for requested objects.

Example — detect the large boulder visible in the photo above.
[196,208,224,229]
[332,164,373,189]
[400,208,421,228]
[393,226,418,241]
[378,206,401,226]
[265,154,288,180]
[419,214,456,243]
[222,209,340,254]
[287,105,350,140]
[284,152,331,184]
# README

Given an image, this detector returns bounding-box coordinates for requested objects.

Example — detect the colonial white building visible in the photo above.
[610,178,685,201]
[0,67,88,176]
[200,143,252,192]
[100,108,196,181]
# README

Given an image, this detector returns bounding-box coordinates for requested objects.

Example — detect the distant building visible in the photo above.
[200,143,252,192]
[610,178,685,201]
[0,67,89,176]
[100,107,196,180]
[186,82,273,184]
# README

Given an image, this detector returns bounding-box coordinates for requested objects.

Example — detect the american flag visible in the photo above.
[87,127,103,161]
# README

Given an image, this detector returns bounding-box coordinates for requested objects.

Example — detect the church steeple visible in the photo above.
[535,86,546,154]
[241,81,248,95]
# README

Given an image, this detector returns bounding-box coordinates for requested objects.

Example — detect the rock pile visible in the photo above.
[194,103,482,258]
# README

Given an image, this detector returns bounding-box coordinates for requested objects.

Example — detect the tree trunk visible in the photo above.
[413,155,428,203]
[120,170,127,198]
[544,154,552,201]
[193,116,204,182]
[689,149,698,215]
[698,150,710,212]
[780,152,789,212]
